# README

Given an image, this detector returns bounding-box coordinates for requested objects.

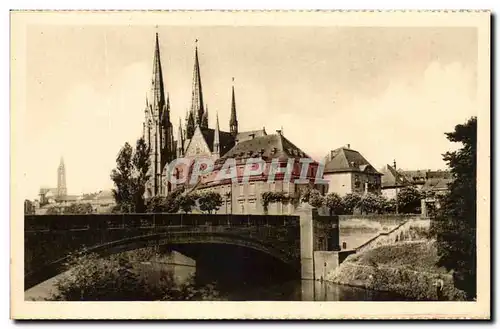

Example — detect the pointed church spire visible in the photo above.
[150,32,166,114]
[190,40,204,126]
[229,77,238,136]
[177,117,184,158]
[213,111,220,156]
[201,104,209,129]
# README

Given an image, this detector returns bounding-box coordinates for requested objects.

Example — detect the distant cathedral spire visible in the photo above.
[190,40,205,126]
[57,157,67,197]
[229,77,238,136]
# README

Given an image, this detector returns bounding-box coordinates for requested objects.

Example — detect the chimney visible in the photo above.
[347,144,350,149]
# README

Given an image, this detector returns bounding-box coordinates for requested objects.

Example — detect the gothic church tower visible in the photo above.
[143,33,175,198]
[57,157,67,197]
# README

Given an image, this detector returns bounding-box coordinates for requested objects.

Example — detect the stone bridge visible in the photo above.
[25,206,340,290]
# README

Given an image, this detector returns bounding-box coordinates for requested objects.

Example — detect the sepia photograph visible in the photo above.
[10,10,490,319]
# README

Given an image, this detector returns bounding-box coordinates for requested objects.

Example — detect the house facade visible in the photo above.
[322,145,382,196]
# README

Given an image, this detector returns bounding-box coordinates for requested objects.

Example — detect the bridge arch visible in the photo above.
[25,230,300,290]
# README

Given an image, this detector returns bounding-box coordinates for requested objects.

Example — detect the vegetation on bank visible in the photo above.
[44,248,224,301]
[430,117,477,299]
[328,241,467,301]
[330,117,477,301]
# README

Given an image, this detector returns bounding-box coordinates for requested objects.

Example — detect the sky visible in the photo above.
[23,25,478,199]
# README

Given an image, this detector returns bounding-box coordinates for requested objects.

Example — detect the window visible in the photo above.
[249,183,256,196]
[248,199,257,212]
[239,184,245,196]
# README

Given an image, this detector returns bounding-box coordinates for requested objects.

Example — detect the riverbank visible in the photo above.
[327,240,467,301]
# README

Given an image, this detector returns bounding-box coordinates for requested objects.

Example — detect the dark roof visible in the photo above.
[422,177,452,191]
[219,133,310,162]
[199,128,235,155]
[426,170,452,180]
[324,147,381,175]
[236,129,267,143]
[381,164,412,187]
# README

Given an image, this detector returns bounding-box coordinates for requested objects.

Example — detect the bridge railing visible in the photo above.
[25,213,300,231]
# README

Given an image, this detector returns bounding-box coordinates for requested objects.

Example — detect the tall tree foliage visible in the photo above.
[111,138,150,213]
[431,117,477,300]
[397,186,422,214]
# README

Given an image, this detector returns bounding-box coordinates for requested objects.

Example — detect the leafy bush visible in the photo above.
[261,191,290,213]
[146,186,186,213]
[397,186,422,214]
[308,189,325,208]
[197,191,223,214]
[358,193,389,214]
[325,193,343,214]
[341,193,362,214]
[64,203,94,214]
[48,250,223,301]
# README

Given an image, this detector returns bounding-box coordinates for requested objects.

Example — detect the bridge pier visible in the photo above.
[295,204,342,281]
[295,205,315,280]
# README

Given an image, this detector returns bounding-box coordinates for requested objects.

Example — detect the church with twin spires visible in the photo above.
[142,33,322,214]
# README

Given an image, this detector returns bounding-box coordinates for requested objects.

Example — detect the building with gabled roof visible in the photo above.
[323,145,382,196]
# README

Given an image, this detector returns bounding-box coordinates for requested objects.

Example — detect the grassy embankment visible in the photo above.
[328,240,467,301]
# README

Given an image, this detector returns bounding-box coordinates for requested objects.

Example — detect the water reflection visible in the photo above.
[26,261,407,301]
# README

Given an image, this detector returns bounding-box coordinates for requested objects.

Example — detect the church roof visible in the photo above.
[199,127,235,155]
[324,147,381,175]
[39,187,58,196]
[219,133,310,162]
[236,129,267,143]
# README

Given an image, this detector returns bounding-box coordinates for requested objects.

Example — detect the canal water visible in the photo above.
[25,261,406,301]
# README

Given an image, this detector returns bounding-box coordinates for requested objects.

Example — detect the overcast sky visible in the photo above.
[24,25,477,198]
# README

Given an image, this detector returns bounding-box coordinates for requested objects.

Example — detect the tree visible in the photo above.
[358,192,386,214]
[131,138,150,213]
[308,189,325,209]
[178,194,197,213]
[431,117,476,299]
[110,138,150,213]
[397,186,422,214]
[64,203,94,214]
[384,198,397,213]
[325,193,343,214]
[341,193,362,214]
[197,192,223,214]
[146,186,186,213]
